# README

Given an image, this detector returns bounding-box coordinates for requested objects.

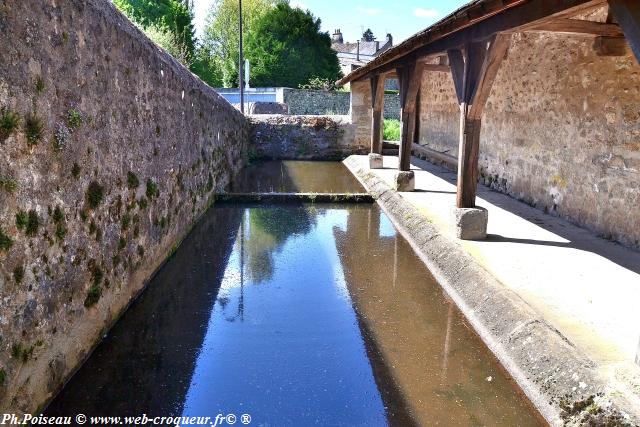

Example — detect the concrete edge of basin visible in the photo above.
[343,155,640,427]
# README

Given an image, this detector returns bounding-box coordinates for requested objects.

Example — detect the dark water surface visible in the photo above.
[46,204,542,426]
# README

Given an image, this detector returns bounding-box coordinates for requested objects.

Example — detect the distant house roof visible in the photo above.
[337,0,614,86]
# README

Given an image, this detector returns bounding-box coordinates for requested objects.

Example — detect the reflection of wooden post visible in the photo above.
[447,34,510,208]
[396,62,424,172]
[441,303,454,380]
[608,0,640,64]
[370,74,386,154]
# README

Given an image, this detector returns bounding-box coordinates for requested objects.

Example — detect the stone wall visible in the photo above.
[281,88,400,119]
[250,115,367,160]
[418,31,640,249]
[0,0,249,412]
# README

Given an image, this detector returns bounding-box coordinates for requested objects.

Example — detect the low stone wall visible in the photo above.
[280,88,400,119]
[249,115,367,160]
[0,0,249,412]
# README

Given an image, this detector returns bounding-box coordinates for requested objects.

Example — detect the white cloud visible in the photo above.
[356,6,382,16]
[291,1,308,10]
[413,8,439,18]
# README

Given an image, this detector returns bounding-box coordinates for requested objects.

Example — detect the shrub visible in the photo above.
[13,265,24,284]
[146,179,159,200]
[24,112,44,145]
[84,284,101,307]
[0,109,20,140]
[71,163,81,179]
[0,175,17,193]
[25,210,39,236]
[0,228,13,251]
[127,171,139,189]
[52,206,65,223]
[67,108,83,129]
[86,181,104,208]
[383,119,401,141]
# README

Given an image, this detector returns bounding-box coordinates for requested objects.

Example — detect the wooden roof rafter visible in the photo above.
[337,0,612,86]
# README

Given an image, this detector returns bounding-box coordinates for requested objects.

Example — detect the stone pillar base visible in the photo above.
[394,171,415,192]
[451,207,488,240]
[368,153,384,169]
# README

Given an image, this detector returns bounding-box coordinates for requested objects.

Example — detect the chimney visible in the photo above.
[357,40,360,61]
[332,29,343,44]
[386,33,393,46]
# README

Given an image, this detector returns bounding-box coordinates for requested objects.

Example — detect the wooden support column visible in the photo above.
[370,74,386,154]
[608,0,640,63]
[396,62,424,171]
[448,33,511,208]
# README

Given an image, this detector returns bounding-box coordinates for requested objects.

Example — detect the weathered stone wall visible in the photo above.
[0,0,249,412]
[281,88,400,119]
[418,32,640,249]
[250,115,367,160]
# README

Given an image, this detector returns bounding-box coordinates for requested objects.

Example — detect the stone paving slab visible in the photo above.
[344,154,640,426]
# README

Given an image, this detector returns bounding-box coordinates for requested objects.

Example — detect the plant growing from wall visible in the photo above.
[35,77,45,93]
[0,228,13,251]
[0,175,17,193]
[146,179,159,200]
[0,109,20,141]
[127,171,140,189]
[24,112,44,145]
[66,108,83,129]
[13,265,24,284]
[52,206,66,241]
[86,181,104,209]
[16,210,39,237]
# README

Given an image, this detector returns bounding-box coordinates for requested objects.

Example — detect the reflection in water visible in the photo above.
[232,160,366,193]
[46,204,541,426]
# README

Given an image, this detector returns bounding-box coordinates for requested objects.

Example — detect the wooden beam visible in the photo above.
[523,18,624,37]
[608,0,640,63]
[594,35,631,55]
[449,35,511,208]
[397,62,424,171]
[370,74,386,154]
[416,62,452,72]
[338,0,605,86]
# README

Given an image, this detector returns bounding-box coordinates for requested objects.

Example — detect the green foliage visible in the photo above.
[24,112,44,145]
[190,45,223,87]
[0,175,17,193]
[53,206,64,223]
[362,28,375,42]
[127,171,140,189]
[67,108,83,129]
[86,181,104,209]
[118,236,127,251]
[383,119,401,141]
[13,265,24,284]
[15,211,28,231]
[0,109,20,140]
[35,77,45,93]
[138,197,148,210]
[114,0,196,61]
[11,343,33,362]
[203,0,274,87]
[299,76,337,91]
[17,210,39,237]
[245,3,342,87]
[121,213,131,230]
[146,179,159,200]
[53,206,66,241]
[0,228,13,251]
[0,368,5,386]
[84,284,101,308]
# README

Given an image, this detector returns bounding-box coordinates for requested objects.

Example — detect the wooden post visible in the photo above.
[396,62,424,171]
[447,34,511,208]
[608,0,640,63]
[370,74,386,154]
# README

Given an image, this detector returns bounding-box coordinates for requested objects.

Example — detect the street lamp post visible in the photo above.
[239,0,244,114]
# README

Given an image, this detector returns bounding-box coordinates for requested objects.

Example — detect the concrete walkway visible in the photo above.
[347,154,640,403]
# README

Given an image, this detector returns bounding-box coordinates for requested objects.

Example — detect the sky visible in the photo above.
[193,0,469,44]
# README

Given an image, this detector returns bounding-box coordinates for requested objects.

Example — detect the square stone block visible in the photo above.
[451,206,488,240]
[394,171,415,192]
[368,153,384,169]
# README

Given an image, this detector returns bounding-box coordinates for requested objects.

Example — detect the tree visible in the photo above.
[245,3,341,87]
[114,0,222,87]
[362,28,375,42]
[113,0,196,58]
[202,0,275,87]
